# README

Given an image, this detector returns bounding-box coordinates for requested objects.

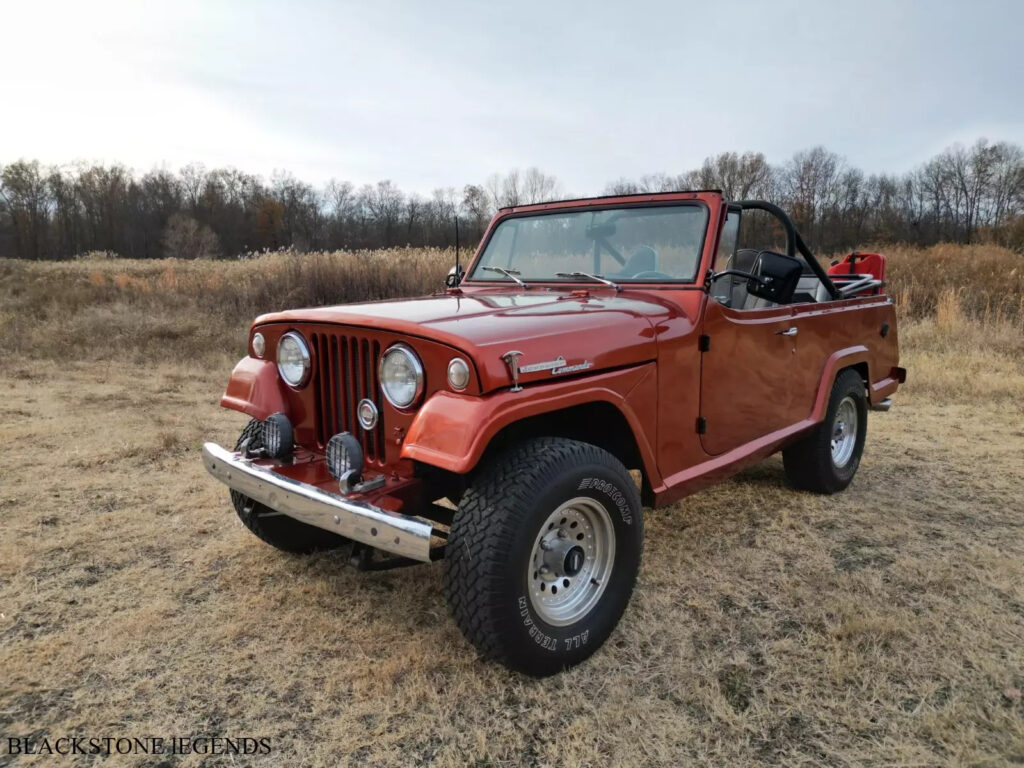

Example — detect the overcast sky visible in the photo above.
[2,0,1022,195]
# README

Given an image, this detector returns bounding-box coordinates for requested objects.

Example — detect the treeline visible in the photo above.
[607,140,1024,253]
[1,139,1022,259]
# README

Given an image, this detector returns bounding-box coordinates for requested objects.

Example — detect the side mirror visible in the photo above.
[445,265,465,288]
[746,250,802,304]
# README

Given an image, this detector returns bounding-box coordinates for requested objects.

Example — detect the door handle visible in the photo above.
[776,327,798,336]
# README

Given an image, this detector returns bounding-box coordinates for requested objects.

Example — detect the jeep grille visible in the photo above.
[310,332,386,464]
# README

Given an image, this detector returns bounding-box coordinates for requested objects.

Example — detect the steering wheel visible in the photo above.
[631,270,673,280]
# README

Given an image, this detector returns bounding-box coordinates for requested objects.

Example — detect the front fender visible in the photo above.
[219,357,288,421]
[401,363,661,484]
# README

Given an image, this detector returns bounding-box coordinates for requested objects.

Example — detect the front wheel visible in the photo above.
[443,437,644,676]
[783,368,868,494]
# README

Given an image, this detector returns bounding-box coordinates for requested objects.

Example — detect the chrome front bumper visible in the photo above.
[201,442,434,562]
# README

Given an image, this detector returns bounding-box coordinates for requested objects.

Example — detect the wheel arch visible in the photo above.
[402,366,662,506]
[479,401,655,505]
[810,346,872,422]
[843,360,870,389]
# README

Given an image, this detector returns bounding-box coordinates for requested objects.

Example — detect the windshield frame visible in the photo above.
[464,200,711,287]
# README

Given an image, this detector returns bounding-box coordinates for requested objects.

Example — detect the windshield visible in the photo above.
[468,204,708,284]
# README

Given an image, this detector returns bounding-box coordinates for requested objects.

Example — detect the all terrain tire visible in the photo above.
[783,369,868,494]
[443,437,644,676]
[230,419,349,554]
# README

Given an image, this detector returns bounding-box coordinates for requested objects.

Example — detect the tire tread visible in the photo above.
[443,437,641,672]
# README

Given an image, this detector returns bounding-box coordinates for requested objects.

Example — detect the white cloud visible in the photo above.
[1,0,1022,192]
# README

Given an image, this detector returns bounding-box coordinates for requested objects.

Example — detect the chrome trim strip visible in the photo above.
[869,397,893,412]
[202,442,433,562]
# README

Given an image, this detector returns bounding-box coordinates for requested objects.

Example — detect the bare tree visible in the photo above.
[522,167,561,203]
[0,160,51,259]
[364,180,404,246]
[2,143,1023,259]
[162,213,220,258]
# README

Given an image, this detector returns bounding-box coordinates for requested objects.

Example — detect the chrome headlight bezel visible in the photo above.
[276,331,311,388]
[378,343,424,410]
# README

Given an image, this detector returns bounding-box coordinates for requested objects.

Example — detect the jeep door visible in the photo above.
[696,206,803,456]
[697,300,800,455]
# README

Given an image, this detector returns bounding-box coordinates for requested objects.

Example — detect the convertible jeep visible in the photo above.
[202,191,905,676]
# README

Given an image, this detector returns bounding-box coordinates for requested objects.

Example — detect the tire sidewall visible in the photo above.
[497,456,642,674]
[827,373,868,486]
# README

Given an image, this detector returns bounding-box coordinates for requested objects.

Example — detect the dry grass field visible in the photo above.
[1,245,1023,766]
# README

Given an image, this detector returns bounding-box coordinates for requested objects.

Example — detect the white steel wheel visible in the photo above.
[830,396,859,468]
[783,369,868,495]
[527,497,616,626]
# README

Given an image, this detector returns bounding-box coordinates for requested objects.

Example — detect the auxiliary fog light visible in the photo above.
[327,432,364,483]
[262,412,294,459]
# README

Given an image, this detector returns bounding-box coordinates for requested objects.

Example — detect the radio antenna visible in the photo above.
[453,216,460,285]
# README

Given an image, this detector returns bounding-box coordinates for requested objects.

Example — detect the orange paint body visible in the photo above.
[218,191,903,513]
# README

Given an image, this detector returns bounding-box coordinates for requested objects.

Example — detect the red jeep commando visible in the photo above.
[202,191,904,676]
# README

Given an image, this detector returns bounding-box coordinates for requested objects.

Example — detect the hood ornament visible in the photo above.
[502,351,524,392]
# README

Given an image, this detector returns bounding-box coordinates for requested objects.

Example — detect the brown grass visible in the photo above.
[2,242,1021,366]
[1,245,1023,766]
[0,248,452,364]
[878,242,1024,323]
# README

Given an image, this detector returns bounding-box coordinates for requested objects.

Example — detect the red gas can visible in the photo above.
[828,252,886,295]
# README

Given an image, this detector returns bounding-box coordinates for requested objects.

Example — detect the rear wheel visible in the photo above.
[444,437,643,676]
[783,369,868,494]
[230,419,349,554]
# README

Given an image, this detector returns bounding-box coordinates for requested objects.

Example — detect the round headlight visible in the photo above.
[379,344,424,409]
[277,331,311,387]
[447,358,470,391]
[252,332,265,358]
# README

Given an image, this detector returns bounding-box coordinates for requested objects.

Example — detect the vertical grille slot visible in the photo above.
[311,331,385,464]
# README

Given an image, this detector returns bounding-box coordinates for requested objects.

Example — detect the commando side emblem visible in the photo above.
[502,352,594,390]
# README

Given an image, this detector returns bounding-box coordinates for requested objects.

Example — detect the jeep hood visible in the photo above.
[255,290,674,393]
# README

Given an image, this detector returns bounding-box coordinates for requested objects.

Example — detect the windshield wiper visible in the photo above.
[555,271,621,292]
[483,266,529,288]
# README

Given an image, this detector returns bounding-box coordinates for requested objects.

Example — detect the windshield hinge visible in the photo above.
[698,334,710,352]
[696,417,707,435]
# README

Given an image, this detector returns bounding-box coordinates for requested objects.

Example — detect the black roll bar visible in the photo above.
[735,200,841,300]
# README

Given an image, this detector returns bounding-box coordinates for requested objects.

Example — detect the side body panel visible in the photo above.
[788,297,901,412]
[697,301,803,455]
